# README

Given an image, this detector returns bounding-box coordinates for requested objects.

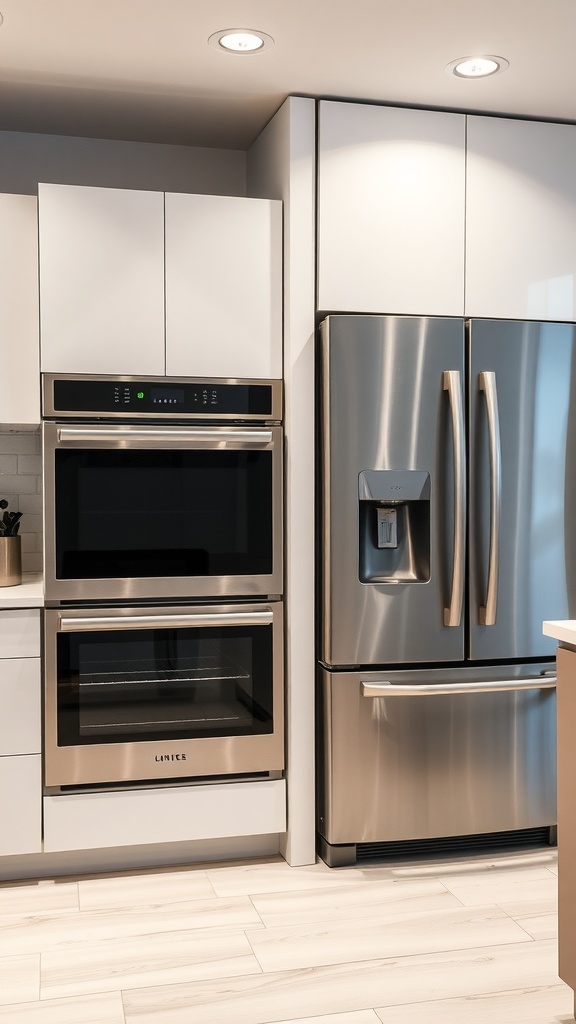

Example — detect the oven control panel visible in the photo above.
[42,375,282,421]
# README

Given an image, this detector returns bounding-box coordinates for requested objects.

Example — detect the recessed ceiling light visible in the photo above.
[208,29,274,54]
[445,55,509,79]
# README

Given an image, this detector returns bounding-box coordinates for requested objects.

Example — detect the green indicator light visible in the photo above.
[137,392,144,399]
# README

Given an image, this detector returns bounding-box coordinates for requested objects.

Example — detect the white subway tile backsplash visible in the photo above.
[0,454,17,474]
[18,494,43,514]
[0,474,38,494]
[21,513,42,534]
[0,431,43,574]
[0,432,40,454]
[17,454,42,475]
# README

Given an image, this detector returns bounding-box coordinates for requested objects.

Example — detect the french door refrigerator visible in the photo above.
[317,314,576,865]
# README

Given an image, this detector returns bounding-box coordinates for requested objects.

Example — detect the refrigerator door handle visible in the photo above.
[443,370,466,627]
[362,677,556,697]
[478,370,502,626]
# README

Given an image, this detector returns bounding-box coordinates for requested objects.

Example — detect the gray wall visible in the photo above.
[0,130,247,196]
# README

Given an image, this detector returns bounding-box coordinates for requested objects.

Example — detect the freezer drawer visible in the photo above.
[317,665,557,847]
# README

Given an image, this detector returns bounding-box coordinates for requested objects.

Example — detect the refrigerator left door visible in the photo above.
[319,315,465,666]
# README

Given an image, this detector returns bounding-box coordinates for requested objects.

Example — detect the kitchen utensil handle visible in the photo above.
[57,428,273,445]
[362,676,556,697]
[478,370,502,626]
[443,370,466,627]
[59,609,275,631]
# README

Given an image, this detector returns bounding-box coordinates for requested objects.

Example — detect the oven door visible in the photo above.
[42,422,282,602]
[44,603,284,789]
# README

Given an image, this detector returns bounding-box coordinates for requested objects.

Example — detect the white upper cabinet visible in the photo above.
[317,101,466,317]
[0,194,40,424]
[165,193,282,379]
[38,184,283,380]
[38,183,166,375]
[466,116,576,321]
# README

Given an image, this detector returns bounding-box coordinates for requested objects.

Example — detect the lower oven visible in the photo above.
[44,602,284,790]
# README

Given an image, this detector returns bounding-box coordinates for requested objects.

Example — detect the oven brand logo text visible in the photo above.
[155,754,187,762]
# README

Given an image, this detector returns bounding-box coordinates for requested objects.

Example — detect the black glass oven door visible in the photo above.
[43,423,282,601]
[58,618,273,745]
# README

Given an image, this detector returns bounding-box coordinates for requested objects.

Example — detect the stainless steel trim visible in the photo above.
[362,677,556,697]
[478,370,502,626]
[442,369,466,627]
[56,427,273,446]
[59,609,275,632]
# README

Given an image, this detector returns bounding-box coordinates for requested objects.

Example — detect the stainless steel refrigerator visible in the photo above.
[317,314,576,865]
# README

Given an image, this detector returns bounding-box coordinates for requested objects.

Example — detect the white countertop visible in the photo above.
[0,573,43,608]
[543,620,576,646]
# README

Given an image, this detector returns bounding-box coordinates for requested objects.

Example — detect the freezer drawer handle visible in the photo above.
[443,370,466,627]
[361,677,556,697]
[58,610,275,632]
[478,371,502,626]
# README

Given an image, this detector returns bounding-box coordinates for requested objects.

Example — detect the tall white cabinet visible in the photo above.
[0,194,40,424]
[317,101,466,317]
[38,183,283,379]
[465,115,576,321]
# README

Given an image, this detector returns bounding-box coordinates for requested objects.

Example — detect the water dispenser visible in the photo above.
[358,470,430,583]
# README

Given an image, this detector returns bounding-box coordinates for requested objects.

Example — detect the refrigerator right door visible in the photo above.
[468,319,576,661]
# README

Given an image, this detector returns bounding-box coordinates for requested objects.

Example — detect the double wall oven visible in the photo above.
[42,374,284,792]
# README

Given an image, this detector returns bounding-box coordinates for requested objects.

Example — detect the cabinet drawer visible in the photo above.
[44,779,286,852]
[0,658,41,754]
[0,609,41,658]
[0,754,42,855]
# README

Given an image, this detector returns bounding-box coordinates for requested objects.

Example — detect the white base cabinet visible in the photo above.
[317,100,466,316]
[0,609,42,856]
[466,116,576,321]
[43,779,286,852]
[39,183,283,379]
[0,755,42,856]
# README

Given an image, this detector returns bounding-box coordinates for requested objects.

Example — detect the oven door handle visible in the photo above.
[58,609,275,631]
[56,428,274,446]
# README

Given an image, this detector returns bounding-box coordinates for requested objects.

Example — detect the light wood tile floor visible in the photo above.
[0,845,572,1024]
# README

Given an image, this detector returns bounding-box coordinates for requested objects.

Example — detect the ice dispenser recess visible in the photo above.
[358,470,430,584]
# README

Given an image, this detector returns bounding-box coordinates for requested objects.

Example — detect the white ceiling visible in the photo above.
[0,0,574,150]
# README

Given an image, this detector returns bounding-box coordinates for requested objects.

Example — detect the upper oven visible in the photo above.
[42,374,283,604]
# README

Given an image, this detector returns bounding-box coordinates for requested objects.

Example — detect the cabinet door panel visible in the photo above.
[165,193,282,379]
[39,183,165,375]
[0,754,42,855]
[0,609,40,659]
[0,658,41,755]
[466,116,576,320]
[317,101,465,316]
